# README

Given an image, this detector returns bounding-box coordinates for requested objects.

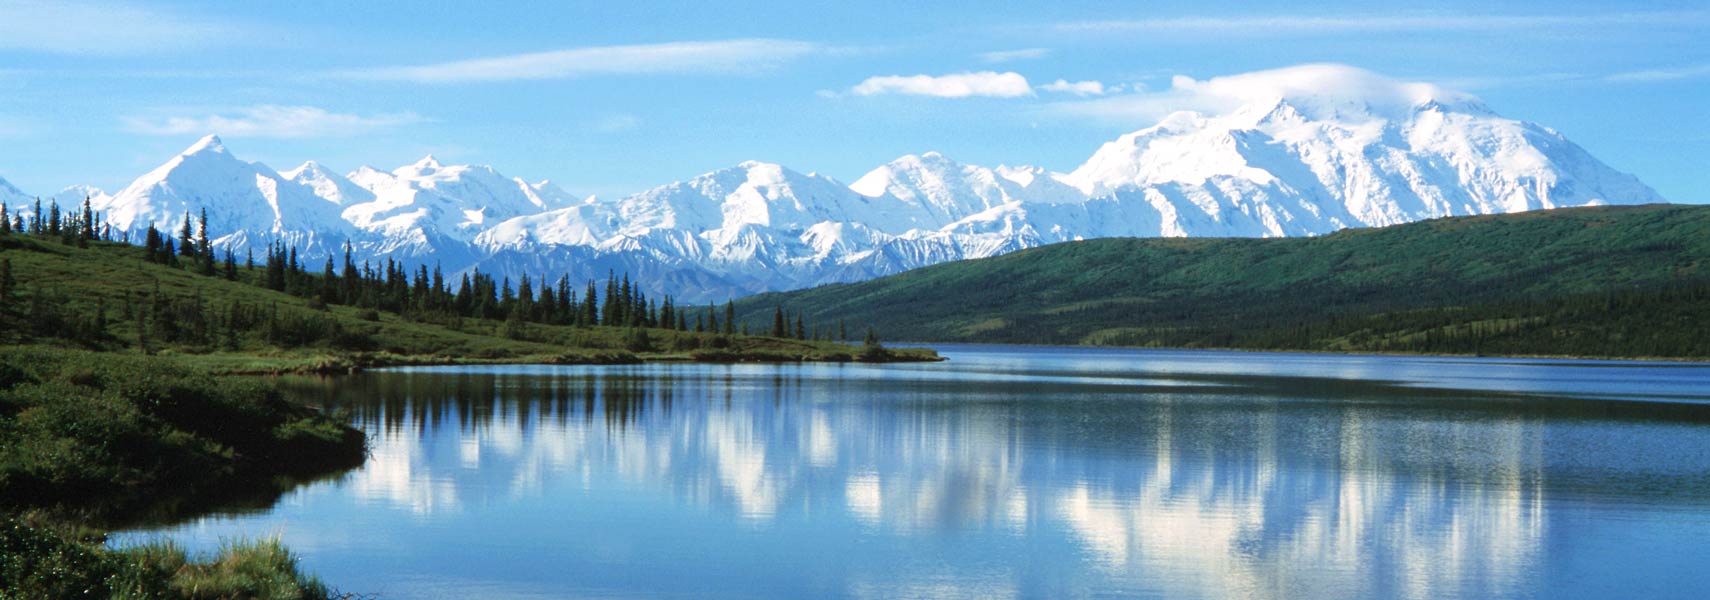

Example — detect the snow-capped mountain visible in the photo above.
[0,65,1664,302]
[0,176,29,207]
[89,135,354,255]
[850,152,1084,227]
[333,155,587,266]
[51,185,110,208]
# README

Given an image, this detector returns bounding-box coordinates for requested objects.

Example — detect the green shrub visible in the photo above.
[0,348,365,524]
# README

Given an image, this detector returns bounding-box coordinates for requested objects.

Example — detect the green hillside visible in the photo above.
[0,233,936,370]
[736,204,1710,359]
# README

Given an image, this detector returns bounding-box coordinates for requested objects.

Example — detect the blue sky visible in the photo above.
[0,0,1706,202]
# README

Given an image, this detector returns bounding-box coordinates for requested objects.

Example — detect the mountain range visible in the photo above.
[0,66,1663,302]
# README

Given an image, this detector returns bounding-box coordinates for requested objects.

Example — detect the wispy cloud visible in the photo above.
[979,48,1052,63]
[1039,79,1109,96]
[851,71,1034,98]
[122,105,425,138]
[1045,64,1468,122]
[1604,64,1710,83]
[342,39,822,83]
[1054,11,1709,35]
[0,0,251,54]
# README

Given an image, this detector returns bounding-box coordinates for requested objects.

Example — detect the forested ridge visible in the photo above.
[736,204,1710,359]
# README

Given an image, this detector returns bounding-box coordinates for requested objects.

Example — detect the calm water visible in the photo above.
[117,346,1710,599]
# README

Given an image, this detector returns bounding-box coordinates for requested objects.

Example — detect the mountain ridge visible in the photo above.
[0,66,1666,302]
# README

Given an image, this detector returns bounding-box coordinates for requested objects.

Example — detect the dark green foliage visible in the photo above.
[0,257,12,301]
[740,204,1710,359]
[0,348,366,525]
[624,327,654,352]
[1,518,160,599]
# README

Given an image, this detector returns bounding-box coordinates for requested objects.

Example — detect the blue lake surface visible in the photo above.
[117,345,1710,599]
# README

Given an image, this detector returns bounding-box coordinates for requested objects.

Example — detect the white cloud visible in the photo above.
[851,71,1034,98]
[344,39,821,83]
[1604,64,1710,83]
[0,0,248,54]
[1046,63,1471,122]
[1039,79,1108,96]
[1054,11,1709,35]
[979,48,1052,63]
[122,105,425,139]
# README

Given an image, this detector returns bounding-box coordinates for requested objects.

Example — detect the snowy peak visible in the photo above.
[853,152,1085,228]
[52,185,109,207]
[1064,71,1662,226]
[337,154,582,250]
[0,175,27,205]
[284,161,372,206]
[182,134,227,156]
[97,134,352,255]
[410,154,443,171]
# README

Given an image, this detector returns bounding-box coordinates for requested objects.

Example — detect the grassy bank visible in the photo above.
[0,348,365,526]
[3,518,339,600]
[0,347,366,598]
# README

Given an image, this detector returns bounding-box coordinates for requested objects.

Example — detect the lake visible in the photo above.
[116,345,1710,599]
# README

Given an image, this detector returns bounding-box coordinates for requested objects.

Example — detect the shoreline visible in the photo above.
[886,340,1710,365]
[171,346,947,376]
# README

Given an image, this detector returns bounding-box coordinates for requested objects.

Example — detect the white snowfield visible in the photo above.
[0,66,1662,302]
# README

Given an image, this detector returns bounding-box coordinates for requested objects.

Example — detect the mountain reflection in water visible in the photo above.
[125,348,1710,599]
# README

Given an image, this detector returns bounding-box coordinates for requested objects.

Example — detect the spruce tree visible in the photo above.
[584,280,599,326]
[178,211,195,257]
[321,257,337,303]
[82,199,96,240]
[144,225,163,262]
[724,301,736,335]
[795,312,805,340]
[196,208,210,255]
[772,306,786,337]
[0,202,9,234]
